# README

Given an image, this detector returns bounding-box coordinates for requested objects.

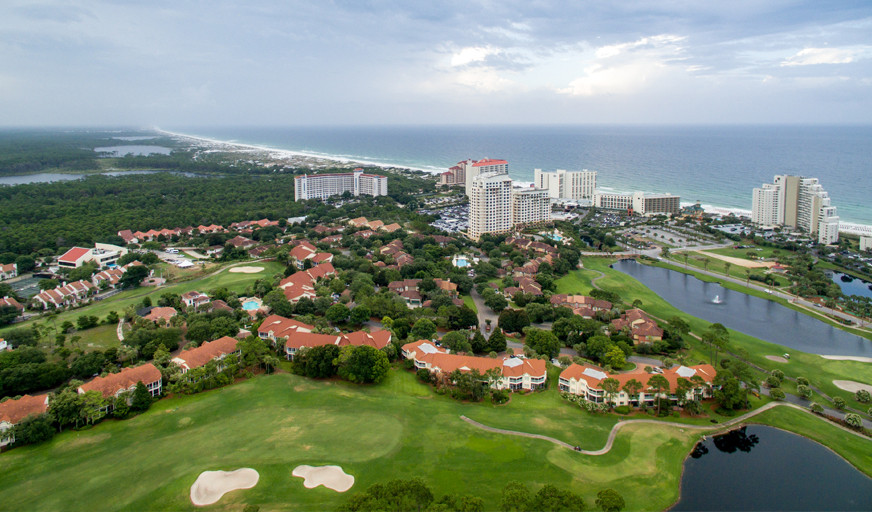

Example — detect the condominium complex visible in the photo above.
[593,191,680,216]
[467,172,551,240]
[438,161,467,187]
[534,168,597,200]
[751,175,839,244]
[294,169,388,201]
[464,158,509,196]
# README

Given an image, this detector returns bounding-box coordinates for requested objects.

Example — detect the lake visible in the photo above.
[0,170,205,186]
[612,259,872,357]
[672,425,872,511]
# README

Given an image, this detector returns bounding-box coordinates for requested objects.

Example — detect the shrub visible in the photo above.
[416,368,431,383]
[491,389,509,405]
[810,403,824,414]
[769,389,785,401]
[833,396,846,410]
[855,389,871,403]
[844,413,862,429]
[796,376,810,387]
[614,405,630,415]
[770,369,784,382]
[797,385,812,399]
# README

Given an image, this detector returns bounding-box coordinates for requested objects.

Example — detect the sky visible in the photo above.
[2,0,871,126]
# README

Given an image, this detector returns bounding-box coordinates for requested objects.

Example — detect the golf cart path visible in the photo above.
[460,402,868,456]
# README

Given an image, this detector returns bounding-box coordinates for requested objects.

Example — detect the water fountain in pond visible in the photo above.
[712,295,723,304]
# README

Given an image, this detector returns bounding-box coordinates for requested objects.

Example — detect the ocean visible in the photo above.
[169,125,872,226]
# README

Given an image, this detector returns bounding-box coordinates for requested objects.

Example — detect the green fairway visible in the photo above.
[556,258,872,411]
[0,370,699,512]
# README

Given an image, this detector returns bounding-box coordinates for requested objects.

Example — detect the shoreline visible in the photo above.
[152,128,867,231]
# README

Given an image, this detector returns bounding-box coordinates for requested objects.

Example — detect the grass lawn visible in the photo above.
[670,252,787,286]
[78,323,121,351]
[0,370,705,512]
[0,261,285,341]
[462,294,477,314]
[557,258,872,412]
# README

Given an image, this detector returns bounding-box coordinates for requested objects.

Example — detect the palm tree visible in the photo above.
[622,379,643,407]
[745,268,751,286]
[702,257,711,273]
[601,378,620,408]
[683,253,689,268]
[675,377,693,406]
[723,262,732,277]
[648,374,670,416]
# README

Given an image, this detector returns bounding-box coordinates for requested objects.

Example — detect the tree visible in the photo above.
[713,369,747,410]
[675,377,694,406]
[855,389,871,403]
[70,351,106,379]
[470,330,488,354]
[500,481,532,512]
[336,345,390,384]
[9,414,54,446]
[0,305,20,326]
[498,309,529,334]
[524,328,561,358]
[484,293,508,313]
[595,489,625,512]
[833,396,846,410]
[263,289,293,317]
[622,379,643,405]
[769,388,785,400]
[844,413,862,429]
[325,303,350,324]
[797,385,812,399]
[410,318,437,340]
[603,347,626,369]
[701,323,729,367]
[648,374,670,416]
[295,344,340,379]
[130,381,152,412]
[601,378,620,407]
[531,484,585,512]
[349,305,372,326]
[48,388,84,431]
[239,336,269,369]
[341,478,433,512]
[119,265,149,289]
[441,331,472,353]
[488,329,507,353]
[79,390,107,425]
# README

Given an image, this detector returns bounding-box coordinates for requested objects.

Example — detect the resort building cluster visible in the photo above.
[751,174,840,244]
[558,363,716,406]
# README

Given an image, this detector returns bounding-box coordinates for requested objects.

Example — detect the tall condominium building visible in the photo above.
[534,168,597,200]
[464,158,509,197]
[751,175,839,244]
[294,169,388,201]
[468,172,513,240]
[594,192,633,211]
[438,162,468,187]
[631,192,680,216]
[512,188,551,228]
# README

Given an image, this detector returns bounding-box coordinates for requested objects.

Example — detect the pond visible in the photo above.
[829,271,872,299]
[0,170,206,186]
[672,425,872,511]
[93,145,173,157]
[612,260,872,357]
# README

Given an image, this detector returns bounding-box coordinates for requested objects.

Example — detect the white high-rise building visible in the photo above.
[750,175,839,244]
[464,158,508,197]
[468,172,513,240]
[534,169,597,200]
[294,169,388,201]
[512,188,551,227]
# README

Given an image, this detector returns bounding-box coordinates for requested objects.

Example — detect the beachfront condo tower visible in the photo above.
[534,168,597,201]
[751,175,839,244]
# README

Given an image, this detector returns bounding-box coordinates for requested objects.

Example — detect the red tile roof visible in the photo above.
[0,394,49,424]
[78,364,161,398]
[58,247,91,263]
[173,336,240,370]
[472,158,508,167]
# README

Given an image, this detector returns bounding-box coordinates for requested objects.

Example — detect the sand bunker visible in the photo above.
[765,355,789,363]
[833,380,872,394]
[696,251,776,269]
[229,266,264,274]
[292,465,354,492]
[190,468,259,506]
[821,355,872,363]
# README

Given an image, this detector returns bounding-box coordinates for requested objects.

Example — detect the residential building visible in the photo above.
[258,315,315,343]
[559,363,716,406]
[751,175,840,244]
[512,187,551,228]
[861,236,872,252]
[32,280,96,309]
[172,336,241,373]
[181,291,210,309]
[594,192,633,211]
[0,263,18,280]
[550,294,612,318]
[278,263,335,303]
[142,306,177,324]
[439,162,467,187]
[534,168,597,200]
[401,340,547,391]
[281,327,392,359]
[611,309,663,344]
[464,158,508,197]
[0,394,50,447]
[294,169,388,201]
[58,243,128,269]
[468,172,513,240]
[78,364,163,400]
[0,297,24,314]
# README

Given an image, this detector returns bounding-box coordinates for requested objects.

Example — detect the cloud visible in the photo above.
[781,47,856,66]
[450,46,501,67]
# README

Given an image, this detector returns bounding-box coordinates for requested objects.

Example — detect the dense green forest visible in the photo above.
[0,170,432,256]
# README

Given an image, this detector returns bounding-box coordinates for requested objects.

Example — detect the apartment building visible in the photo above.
[464,158,508,196]
[294,169,388,201]
[468,172,513,240]
[751,175,839,244]
[512,187,551,228]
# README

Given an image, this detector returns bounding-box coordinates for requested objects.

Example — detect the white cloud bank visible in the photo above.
[781,47,856,66]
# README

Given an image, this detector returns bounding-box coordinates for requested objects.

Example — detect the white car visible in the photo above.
[166,248,179,254]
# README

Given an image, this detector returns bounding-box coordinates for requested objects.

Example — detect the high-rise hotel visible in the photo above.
[294,168,388,201]
[534,168,597,201]
[751,175,839,244]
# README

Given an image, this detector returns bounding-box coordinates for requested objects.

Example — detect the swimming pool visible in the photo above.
[242,300,260,311]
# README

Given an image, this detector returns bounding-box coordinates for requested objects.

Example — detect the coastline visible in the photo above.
[157,128,872,233]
